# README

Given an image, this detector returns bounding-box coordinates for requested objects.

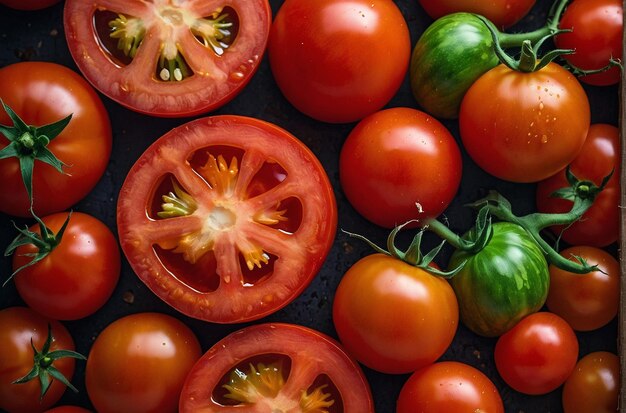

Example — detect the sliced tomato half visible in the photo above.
[179,323,374,412]
[64,0,271,117]
[117,115,337,323]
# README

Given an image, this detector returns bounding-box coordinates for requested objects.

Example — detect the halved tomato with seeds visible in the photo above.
[179,323,374,412]
[117,115,337,323]
[63,0,270,117]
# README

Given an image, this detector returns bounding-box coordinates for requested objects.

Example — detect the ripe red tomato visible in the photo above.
[339,107,462,228]
[562,351,620,413]
[0,62,112,217]
[459,62,590,183]
[417,0,536,29]
[396,361,504,413]
[0,0,60,10]
[64,0,271,117]
[117,115,337,323]
[85,312,202,413]
[332,254,458,374]
[268,0,411,123]
[0,307,78,413]
[11,212,120,320]
[180,323,374,412]
[494,312,579,395]
[556,0,623,86]
[536,123,620,247]
[546,246,619,331]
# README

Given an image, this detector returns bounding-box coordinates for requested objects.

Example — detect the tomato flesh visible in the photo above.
[64,0,271,117]
[180,323,374,413]
[117,115,337,323]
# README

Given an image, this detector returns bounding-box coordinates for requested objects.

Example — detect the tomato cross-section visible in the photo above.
[64,0,271,117]
[179,323,374,412]
[117,115,337,323]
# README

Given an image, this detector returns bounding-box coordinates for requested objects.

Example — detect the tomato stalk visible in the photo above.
[0,100,70,206]
[3,211,72,286]
[12,324,85,399]
[343,220,463,279]
[425,169,611,274]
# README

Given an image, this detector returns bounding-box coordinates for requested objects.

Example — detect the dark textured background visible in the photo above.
[0,1,620,412]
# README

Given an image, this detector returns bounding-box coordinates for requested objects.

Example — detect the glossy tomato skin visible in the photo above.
[449,222,550,337]
[64,0,271,117]
[0,307,77,413]
[495,312,579,395]
[13,212,121,320]
[562,351,620,413]
[180,323,374,412]
[547,246,619,331]
[332,254,458,374]
[396,361,504,413]
[410,13,500,119]
[556,0,623,86]
[117,115,337,323]
[268,0,411,123]
[86,313,201,413]
[0,0,60,10]
[459,62,590,183]
[418,0,536,29]
[340,107,462,228]
[0,61,112,217]
[536,124,620,247]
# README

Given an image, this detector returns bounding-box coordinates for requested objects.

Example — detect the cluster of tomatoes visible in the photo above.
[0,0,622,412]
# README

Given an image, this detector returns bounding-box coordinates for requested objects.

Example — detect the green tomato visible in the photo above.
[448,222,550,337]
[409,13,499,119]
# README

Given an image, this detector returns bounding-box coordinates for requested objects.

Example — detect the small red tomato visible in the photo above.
[86,313,202,413]
[562,351,620,413]
[547,246,619,331]
[396,361,504,413]
[495,312,579,395]
[333,253,458,374]
[340,107,462,228]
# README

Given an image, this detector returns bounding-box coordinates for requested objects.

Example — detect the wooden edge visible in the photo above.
[618,0,626,411]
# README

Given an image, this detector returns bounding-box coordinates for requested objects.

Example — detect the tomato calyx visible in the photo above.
[343,220,462,278]
[0,100,70,204]
[479,14,573,73]
[12,324,85,399]
[3,211,71,286]
[426,169,609,274]
[222,361,334,411]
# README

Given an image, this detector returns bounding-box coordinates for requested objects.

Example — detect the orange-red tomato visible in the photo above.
[536,123,621,247]
[396,361,504,413]
[562,351,620,413]
[85,313,202,413]
[12,212,120,320]
[332,254,458,374]
[269,0,411,123]
[546,246,619,331]
[0,307,78,413]
[460,62,590,183]
[495,312,579,395]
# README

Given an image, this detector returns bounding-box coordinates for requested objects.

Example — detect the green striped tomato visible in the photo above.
[448,222,549,337]
[409,13,500,119]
